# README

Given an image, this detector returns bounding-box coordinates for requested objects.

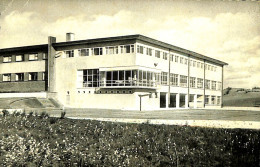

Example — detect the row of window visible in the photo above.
[78,90,133,94]
[1,72,46,82]
[2,53,47,63]
[137,45,218,72]
[205,95,221,105]
[66,44,135,58]
[79,69,221,90]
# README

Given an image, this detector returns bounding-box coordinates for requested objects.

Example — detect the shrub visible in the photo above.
[40,111,49,119]
[60,111,66,119]
[12,110,21,117]
[2,109,9,117]
[50,117,58,124]
[28,111,34,118]
[21,111,26,117]
[34,111,38,117]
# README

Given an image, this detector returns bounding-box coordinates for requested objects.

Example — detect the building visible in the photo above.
[0,34,228,110]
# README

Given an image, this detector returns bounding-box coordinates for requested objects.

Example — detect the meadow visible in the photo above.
[0,111,259,167]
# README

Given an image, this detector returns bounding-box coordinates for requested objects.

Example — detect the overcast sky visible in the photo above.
[0,0,259,89]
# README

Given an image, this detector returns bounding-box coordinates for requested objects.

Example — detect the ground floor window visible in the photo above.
[15,73,24,81]
[29,72,38,81]
[211,96,216,104]
[3,74,11,82]
[217,96,221,105]
[83,69,99,87]
[205,95,209,104]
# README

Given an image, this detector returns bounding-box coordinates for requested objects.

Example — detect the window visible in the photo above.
[29,72,38,81]
[193,61,196,67]
[175,55,179,63]
[121,45,134,53]
[190,60,192,66]
[137,45,144,54]
[155,50,160,58]
[212,81,216,90]
[197,78,203,88]
[211,96,216,104]
[3,74,11,82]
[29,54,38,60]
[205,95,209,104]
[180,75,188,87]
[161,72,168,85]
[15,73,24,81]
[205,80,211,89]
[43,53,47,60]
[184,58,188,65]
[201,63,204,69]
[170,74,178,86]
[16,55,24,62]
[83,69,99,87]
[92,48,103,56]
[190,77,196,88]
[197,62,200,68]
[211,66,214,71]
[170,54,174,61]
[3,56,12,63]
[217,96,221,105]
[180,57,183,64]
[214,67,217,72]
[80,49,90,56]
[217,82,222,90]
[163,52,168,60]
[146,48,152,56]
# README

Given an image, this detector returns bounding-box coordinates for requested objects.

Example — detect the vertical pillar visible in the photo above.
[185,94,189,108]
[48,36,56,92]
[194,94,197,109]
[203,60,206,108]
[187,55,190,107]
[176,93,180,108]
[168,49,171,108]
[166,93,169,109]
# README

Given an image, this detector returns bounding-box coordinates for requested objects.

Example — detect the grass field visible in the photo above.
[0,111,259,166]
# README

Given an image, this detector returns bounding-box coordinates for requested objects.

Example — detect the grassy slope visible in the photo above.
[223,88,260,107]
[0,114,259,167]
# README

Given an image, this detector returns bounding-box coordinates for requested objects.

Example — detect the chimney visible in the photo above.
[66,33,75,42]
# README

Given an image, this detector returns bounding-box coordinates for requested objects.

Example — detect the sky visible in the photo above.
[0,0,259,89]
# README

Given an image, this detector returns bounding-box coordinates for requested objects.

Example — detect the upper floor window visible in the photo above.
[15,73,24,81]
[163,52,168,60]
[106,46,118,55]
[29,54,38,61]
[201,63,204,69]
[170,74,178,86]
[3,74,11,82]
[29,72,38,81]
[161,72,168,85]
[80,49,90,56]
[180,75,188,87]
[16,55,24,62]
[121,45,134,54]
[189,60,192,66]
[155,50,160,58]
[3,56,12,63]
[66,50,74,58]
[146,48,152,56]
[175,55,179,63]
[92,48,103,56]
[190,77,196,88]
[212,81,216,90]
[180,57,184,64]
[197,78,203,88]
[137,45,144,54]
[197,62,200,68]
[205,79,211,89]
[193,61,196,67]
[170,54,174,61]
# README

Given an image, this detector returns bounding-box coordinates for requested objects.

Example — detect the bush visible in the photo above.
[50,117,58,124]
[39,111,49,119]
[28,111,34,118]
[60,111,66,119]
[2,109,9,117]
[21,111,26,117]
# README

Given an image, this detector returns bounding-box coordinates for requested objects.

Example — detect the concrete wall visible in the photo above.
[0,81,46,92]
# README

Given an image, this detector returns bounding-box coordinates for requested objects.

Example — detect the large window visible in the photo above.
[92,48,103,56]
[205,80,211,89]
[29,54,38,60]
[29,72,38,81]
[16,55,24,62]
[146,48,152,56]
[180,75,187,87]
[170,74,178,86]
[197,78,203,88]
[163,52,168,60]
[105,46,118,55]
[15,73,24,81]
[137,45,144,54]
[155,50,160,58]
[3,74,11,82]
[190,77,196,88]
[161,72,168,85]
[3,56,12,63]
[212,81,216,90]
[121,45,134,53]
[80,49,90,56]
[83,69,99,87]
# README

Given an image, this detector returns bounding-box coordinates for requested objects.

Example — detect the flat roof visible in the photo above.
[0,34,228,66]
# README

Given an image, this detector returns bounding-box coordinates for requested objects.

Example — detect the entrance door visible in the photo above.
[180,94,186,108]
[160,93,166,108]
